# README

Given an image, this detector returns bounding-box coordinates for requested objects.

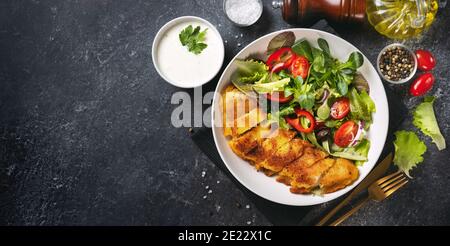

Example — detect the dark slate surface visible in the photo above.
[0,0,449,226]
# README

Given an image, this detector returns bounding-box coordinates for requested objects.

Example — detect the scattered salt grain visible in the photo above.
[237,43,241,47]
[246,221,252,225]
[225,0,263,26]
[245,205,250,209]
[205,185,209,189]
[235,35,239,39]
[208,190,212,194]
[216,180,220,184]
[203,195,207,199]
[201,171,206,178]
[224,40,228,44]
[240,33,243,38]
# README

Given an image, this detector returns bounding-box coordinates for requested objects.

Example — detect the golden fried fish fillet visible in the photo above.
[257,138,312,175]
[319,158,359,193]
[276,147,329,186]
[282,158,335,194]
[246,129,296,167]
[228,125,272,159]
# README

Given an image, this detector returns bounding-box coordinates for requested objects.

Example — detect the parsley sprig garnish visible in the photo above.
[179,25,208,55]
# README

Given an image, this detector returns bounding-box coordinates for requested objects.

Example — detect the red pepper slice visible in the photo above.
[266,47,296,72]
[265,91,293,103]
[285,108,316,133]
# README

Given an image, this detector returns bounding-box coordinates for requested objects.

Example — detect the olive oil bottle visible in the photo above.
[366,0,439,39]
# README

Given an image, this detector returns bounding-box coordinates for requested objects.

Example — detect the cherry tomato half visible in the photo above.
[415,50,436,71]
[284,108,316,133]
[266,47,296,72]
[410,73,435,96]
[330,97,350,120]
[265,91,293,103]
[334,120,358,147]
[290,55,310,79]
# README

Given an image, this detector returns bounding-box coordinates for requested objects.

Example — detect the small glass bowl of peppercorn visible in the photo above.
[377,43,417,84]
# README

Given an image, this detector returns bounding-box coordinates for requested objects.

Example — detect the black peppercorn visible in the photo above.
[379,45,414,82]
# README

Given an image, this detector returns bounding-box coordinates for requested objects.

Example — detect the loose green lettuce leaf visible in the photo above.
[413,96,446,151]
[348,88,376,124]
[393,131,427,177]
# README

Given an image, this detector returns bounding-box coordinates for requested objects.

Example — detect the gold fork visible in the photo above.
[329,170,409,226]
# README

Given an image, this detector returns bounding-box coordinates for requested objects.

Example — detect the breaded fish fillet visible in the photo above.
[276,147,328,186]
[228,125,271,159]
[289,158,336,194]
[319,158,359,193]
[246,128,296,166]
[257,138,312,174]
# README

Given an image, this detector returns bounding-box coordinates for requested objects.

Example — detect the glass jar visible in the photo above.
[366,0,439,39]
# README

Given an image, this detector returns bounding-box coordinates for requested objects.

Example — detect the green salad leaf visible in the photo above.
[179,25,208,54]
[393,131,427,177]
[292,39,313,61]
[252,78,290,94]
[232,60,268,83]
[267,106,295,130]
[330,137,370,163]
[353,139,370,166]
[230,60,269,94]
[317,100,330,120]
[293,38,364,97]
[267,31,295,55]
[317,38,330,56]
[331,151,367,161]
[345,52,364,69]
[413,96,446,151]
[348,88,376,124]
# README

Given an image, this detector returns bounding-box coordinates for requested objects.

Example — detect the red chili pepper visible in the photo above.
[285,108,316,133]
[266,47,296,72]
[264,91,293,103]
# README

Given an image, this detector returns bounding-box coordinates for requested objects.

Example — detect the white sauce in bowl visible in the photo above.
[155,20,224,87]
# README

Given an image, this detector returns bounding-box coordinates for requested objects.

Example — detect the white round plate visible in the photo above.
[211,29,389,206]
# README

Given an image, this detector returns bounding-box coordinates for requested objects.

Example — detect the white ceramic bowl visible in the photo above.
[152,16,225,88]
[211,29,389,206]
[376,43,417,84]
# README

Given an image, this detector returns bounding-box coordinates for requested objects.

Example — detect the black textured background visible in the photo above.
[0,0,449,225]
